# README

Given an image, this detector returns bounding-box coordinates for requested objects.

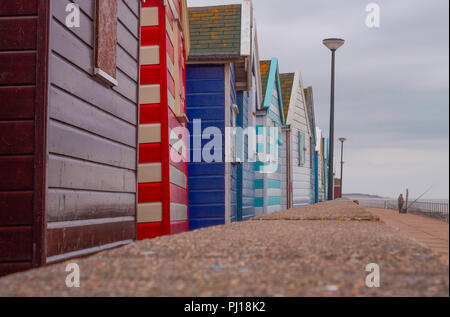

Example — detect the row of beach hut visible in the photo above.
[0,0,330,276]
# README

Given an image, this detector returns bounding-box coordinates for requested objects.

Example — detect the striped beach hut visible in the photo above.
[280,72,314,208]
[304,87,318,204]
[254,58,286,215]
[138,0,191,239]
[185,2,257,229]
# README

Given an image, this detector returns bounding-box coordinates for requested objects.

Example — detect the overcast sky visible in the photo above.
[187,0,449,199]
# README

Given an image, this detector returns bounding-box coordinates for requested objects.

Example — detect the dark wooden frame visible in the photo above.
[32,0,50,267]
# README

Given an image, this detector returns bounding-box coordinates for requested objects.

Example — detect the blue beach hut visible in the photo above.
[186,2,259,229]
[254,58,287,215]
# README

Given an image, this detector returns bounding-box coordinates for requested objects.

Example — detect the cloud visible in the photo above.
[187,0,449,198]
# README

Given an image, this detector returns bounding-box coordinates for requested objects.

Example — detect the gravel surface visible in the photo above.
[0,203,447,297]
[253,201,379,222]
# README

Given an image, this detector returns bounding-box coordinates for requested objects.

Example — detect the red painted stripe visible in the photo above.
[141,65,160,85]
[138,183,163,204]
[140,104,161,124]
[139,144,162,164]
[170,183,187,205]
[159,3,171,236]
[170,220,188,235]
[137,223,163,241]
[141,27,160,46]
[141,0,163,8]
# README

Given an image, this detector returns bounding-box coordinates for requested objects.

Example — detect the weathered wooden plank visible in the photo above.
[47,155,136,193]
[118,45,138,82]
[50,17,138,86]
[122,0,140,17]
[49,86,136,147]
[0,17,37,50]
[118,20,138,59]
[72,0,94,18]
[0,0,37,16]
[0,121,34,155]
[50,18,93,72]
[0,156,33,190]
[51,0,93,47]
[46,219,135,257]
[48,120,136,170]
[0,86,35,120]
[0,226,32,261]
[51,53,137,124]
[112,68,138,103]
[0,52,36,85]
[118,0,139,37]
[0,191,33,226]
[47,189,135,222]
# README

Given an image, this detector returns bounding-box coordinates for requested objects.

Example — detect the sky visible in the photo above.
[187,0,449,199]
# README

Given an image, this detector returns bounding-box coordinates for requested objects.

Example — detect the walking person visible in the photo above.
[398,194,404,214]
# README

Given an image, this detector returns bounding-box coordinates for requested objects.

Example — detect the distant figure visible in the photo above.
[398,194,404,213]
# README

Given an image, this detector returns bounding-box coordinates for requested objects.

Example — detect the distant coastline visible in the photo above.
[344,193,390,199]
[345,193,449,201]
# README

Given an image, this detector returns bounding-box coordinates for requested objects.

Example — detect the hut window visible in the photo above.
[298,131,306,166]
[94,0,118,86]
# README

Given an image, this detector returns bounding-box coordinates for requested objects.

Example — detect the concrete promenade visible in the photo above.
[0,202,448,297]
[368,208,449,263]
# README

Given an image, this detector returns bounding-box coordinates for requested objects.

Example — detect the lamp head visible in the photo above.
[339,138,347,143]
[323,38,345,51]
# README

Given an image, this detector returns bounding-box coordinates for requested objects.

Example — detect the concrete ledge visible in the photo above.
[252,201,380,222]
[0,216,448,296]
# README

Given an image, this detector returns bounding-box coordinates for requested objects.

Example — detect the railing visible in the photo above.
[358,199,449,222]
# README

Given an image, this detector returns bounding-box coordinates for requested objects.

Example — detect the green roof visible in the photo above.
[280,73,295,119]
[188,4,242,57]
[259,60,271,101]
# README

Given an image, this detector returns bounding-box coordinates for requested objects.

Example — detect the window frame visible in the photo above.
[94,0,118,87]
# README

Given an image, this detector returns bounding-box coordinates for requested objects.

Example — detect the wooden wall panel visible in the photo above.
[47,155,136,193]
[45,0,140,263]
[0,1,37,15]
[47,190,135,222]
[0,227,32,262]
[0,121,34,155]
[46,219,135,258]
[49,86,136,147]
[186,65,226,230]
[0,87,35,120]
[0,17,37,50]
[0,156,34,190]
[0,192,33,226]
[0,52,36,85]
[137,0,189,238]
[0,0,47,279]
[138,0,164,238]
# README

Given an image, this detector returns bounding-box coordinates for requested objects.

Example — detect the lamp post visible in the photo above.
[323,38,345,201]
[339,137,347,198]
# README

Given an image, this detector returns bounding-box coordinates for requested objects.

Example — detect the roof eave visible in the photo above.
[187,53,244,63]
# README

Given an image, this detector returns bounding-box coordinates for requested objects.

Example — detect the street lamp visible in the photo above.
[339,137,347,198]
[323,38,345,201]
